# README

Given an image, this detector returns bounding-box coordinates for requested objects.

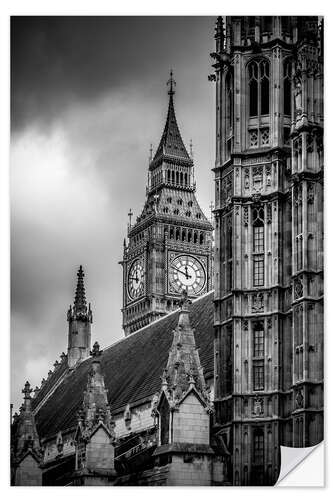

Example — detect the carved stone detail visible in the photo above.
[307,183,314,204]
[295,389,304,409]
[294,277,303,299]
[243,206,249,226]
[253,396,264,417]
[252,292,264,313]
[267,203,272,224]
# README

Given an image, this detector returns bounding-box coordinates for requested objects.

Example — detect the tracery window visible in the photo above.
[252,208,265,286]
[252,428,265,485]
[248,60,270,117]
[253,325,264,358]
[253,360,264,390]
[253,322,265,391]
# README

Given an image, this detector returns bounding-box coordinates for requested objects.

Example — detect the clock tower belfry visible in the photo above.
[121,72,213,336]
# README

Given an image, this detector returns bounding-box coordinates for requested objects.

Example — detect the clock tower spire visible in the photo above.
[121,74,213,336]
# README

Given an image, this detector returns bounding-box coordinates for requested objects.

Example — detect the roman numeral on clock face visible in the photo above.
[169,254,206,296]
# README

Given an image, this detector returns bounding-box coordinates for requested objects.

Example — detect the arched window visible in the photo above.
[167,169,171,182]
[184,173,188,185]
[180,172,183,185]
[194,232,198,244]
[200,233,204,245]
[248,59,270,117]
[159,395,170,445]
[252,428,265,485]
[176,171,179,184]
[171,170,175,184]
[283,59,292,116]
[182,229,186,241]
[188,230,192,242]
[252,208,265,286]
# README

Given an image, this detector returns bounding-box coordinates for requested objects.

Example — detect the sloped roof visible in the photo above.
[153,94,191,163]
[156,187,212,225]
[35,291,214,440]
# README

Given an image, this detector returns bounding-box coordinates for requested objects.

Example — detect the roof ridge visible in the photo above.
[102,290,214,352]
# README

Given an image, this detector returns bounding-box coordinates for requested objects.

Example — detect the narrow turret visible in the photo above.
[67,265,92,368]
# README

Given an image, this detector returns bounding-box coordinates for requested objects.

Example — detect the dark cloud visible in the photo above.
[11,16,215,131]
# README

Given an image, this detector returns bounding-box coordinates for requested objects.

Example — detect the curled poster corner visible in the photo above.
[276,442,324,486]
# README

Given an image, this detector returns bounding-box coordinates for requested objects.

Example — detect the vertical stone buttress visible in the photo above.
[289,18,324,447]
[211,16,323,486]
[67,265,93,368]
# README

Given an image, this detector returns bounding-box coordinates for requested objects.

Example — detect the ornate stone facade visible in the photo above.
[211,15,324,485]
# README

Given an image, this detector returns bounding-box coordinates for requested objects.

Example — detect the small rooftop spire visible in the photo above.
[78,340,115,438]
[157,290,211,407]
[12,381,41,459]
[74,265,87,315]
[167,69,176,97]
[22,381,33,401]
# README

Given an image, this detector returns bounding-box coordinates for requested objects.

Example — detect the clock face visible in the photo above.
[169,254,206,296]
[127,259,144,300]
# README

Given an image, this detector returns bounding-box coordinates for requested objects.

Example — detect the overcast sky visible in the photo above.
[10,16,216,410]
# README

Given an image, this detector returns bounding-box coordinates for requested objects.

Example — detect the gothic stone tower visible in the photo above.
[67,265,93,368]
[211,16,323,485]
[121,74,213,336]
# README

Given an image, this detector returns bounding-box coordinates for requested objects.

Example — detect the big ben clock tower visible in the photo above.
[121,72,213,336]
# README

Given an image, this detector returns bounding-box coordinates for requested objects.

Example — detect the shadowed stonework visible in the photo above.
[11,16,323,487]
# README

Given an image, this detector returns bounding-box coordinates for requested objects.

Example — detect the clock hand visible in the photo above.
[170,265,192,279]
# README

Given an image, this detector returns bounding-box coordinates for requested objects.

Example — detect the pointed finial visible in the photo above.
[91,341,103,358]
[189,139,193,158]
[22,381,33,399]
[177,289,192,328]
[161,368,168,389]
[167,69,176,96]
[209,201,214,222]
[149,143,153,162]
[73,265,87,315]
[188,369,196,388]
[215,16,224,39]
[128,208,133,228]
[179,289,192,311]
